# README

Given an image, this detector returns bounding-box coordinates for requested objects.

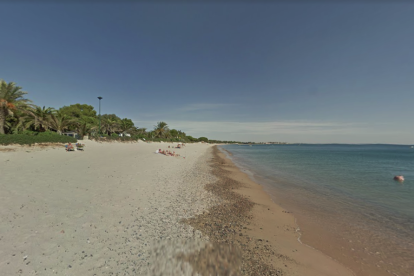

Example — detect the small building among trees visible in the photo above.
[63,131,79,139]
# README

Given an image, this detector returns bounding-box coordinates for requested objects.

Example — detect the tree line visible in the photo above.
[0,79,243,143]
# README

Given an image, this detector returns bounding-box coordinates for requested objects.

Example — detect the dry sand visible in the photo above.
[0,141,216,275]
[1,141,355,276]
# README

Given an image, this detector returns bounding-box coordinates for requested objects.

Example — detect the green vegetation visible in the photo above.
[0,80,33,134]
[1,79,244,145]
[0,131,76,145]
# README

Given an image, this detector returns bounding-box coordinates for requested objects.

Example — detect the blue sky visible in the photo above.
[1,2,414,143]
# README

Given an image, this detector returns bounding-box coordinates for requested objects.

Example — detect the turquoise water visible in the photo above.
[220,144,414,275]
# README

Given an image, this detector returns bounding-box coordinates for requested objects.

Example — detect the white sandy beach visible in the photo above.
[0,141,216,275]
[1,141,356,276]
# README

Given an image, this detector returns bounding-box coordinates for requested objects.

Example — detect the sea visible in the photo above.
[220,144,414,276]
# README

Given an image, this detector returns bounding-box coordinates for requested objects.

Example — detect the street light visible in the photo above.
[98,97,102,136]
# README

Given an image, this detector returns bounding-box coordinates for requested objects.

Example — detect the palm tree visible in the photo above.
[5,111,27,134]
[48,111,72,135]
[4,111,34,134]
[153,121,169,138]
[119,118,134,133]
[27,106,55,131]
[147,131,155,139]
[137,127,147,135]
[101,115,120,135]
[74,116,98,138]
[0,80,33,134]
[164,131,172,139]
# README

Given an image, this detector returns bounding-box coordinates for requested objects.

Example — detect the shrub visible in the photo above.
[37,130,58,136]
[0,133,77,145]
[198,137,209,142]
[20,130,38,136]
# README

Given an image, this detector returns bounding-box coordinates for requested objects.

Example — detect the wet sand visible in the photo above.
[262,182,412,276]
[183,146,354,276]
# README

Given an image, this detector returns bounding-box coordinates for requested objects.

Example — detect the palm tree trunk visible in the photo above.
[0,108,6,134]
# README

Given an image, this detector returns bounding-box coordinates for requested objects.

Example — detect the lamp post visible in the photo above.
[98,97,102,136]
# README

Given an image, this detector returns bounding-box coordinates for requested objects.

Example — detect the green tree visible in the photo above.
[119,118,134,133]
[177,130,186,140]
[59,104,97,132]
[101,114,121,135]
[186,135,196,142]
[170,129,178,139]
[59,104,97,119]
[74,116,98,138]
[0,80,33,134]
[28,106,55,131]
[198,137,209,142]
[164,131,172,139]
[4,110,32,134]
[48,111,72,135]
[153,121,169,138]
[132,127,147,137]
[147,130,155,139]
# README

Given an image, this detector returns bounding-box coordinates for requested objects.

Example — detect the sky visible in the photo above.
[1,1,414,144]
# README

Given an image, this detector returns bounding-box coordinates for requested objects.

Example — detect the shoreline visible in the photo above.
[220,145,411,276]
[184,146,354,275]
[0,141,393,275]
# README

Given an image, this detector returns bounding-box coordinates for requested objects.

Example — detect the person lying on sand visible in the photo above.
[156,149,182,157]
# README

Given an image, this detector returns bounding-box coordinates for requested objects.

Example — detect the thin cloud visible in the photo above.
[133,120,367,136]
[138,103,239,119]
[178,103,240,112]
[132,119,414,143]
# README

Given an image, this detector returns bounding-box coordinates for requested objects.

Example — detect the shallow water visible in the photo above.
[221,144,414,276]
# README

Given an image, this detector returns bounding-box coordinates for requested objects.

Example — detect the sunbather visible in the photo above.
[66,143,74,152]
